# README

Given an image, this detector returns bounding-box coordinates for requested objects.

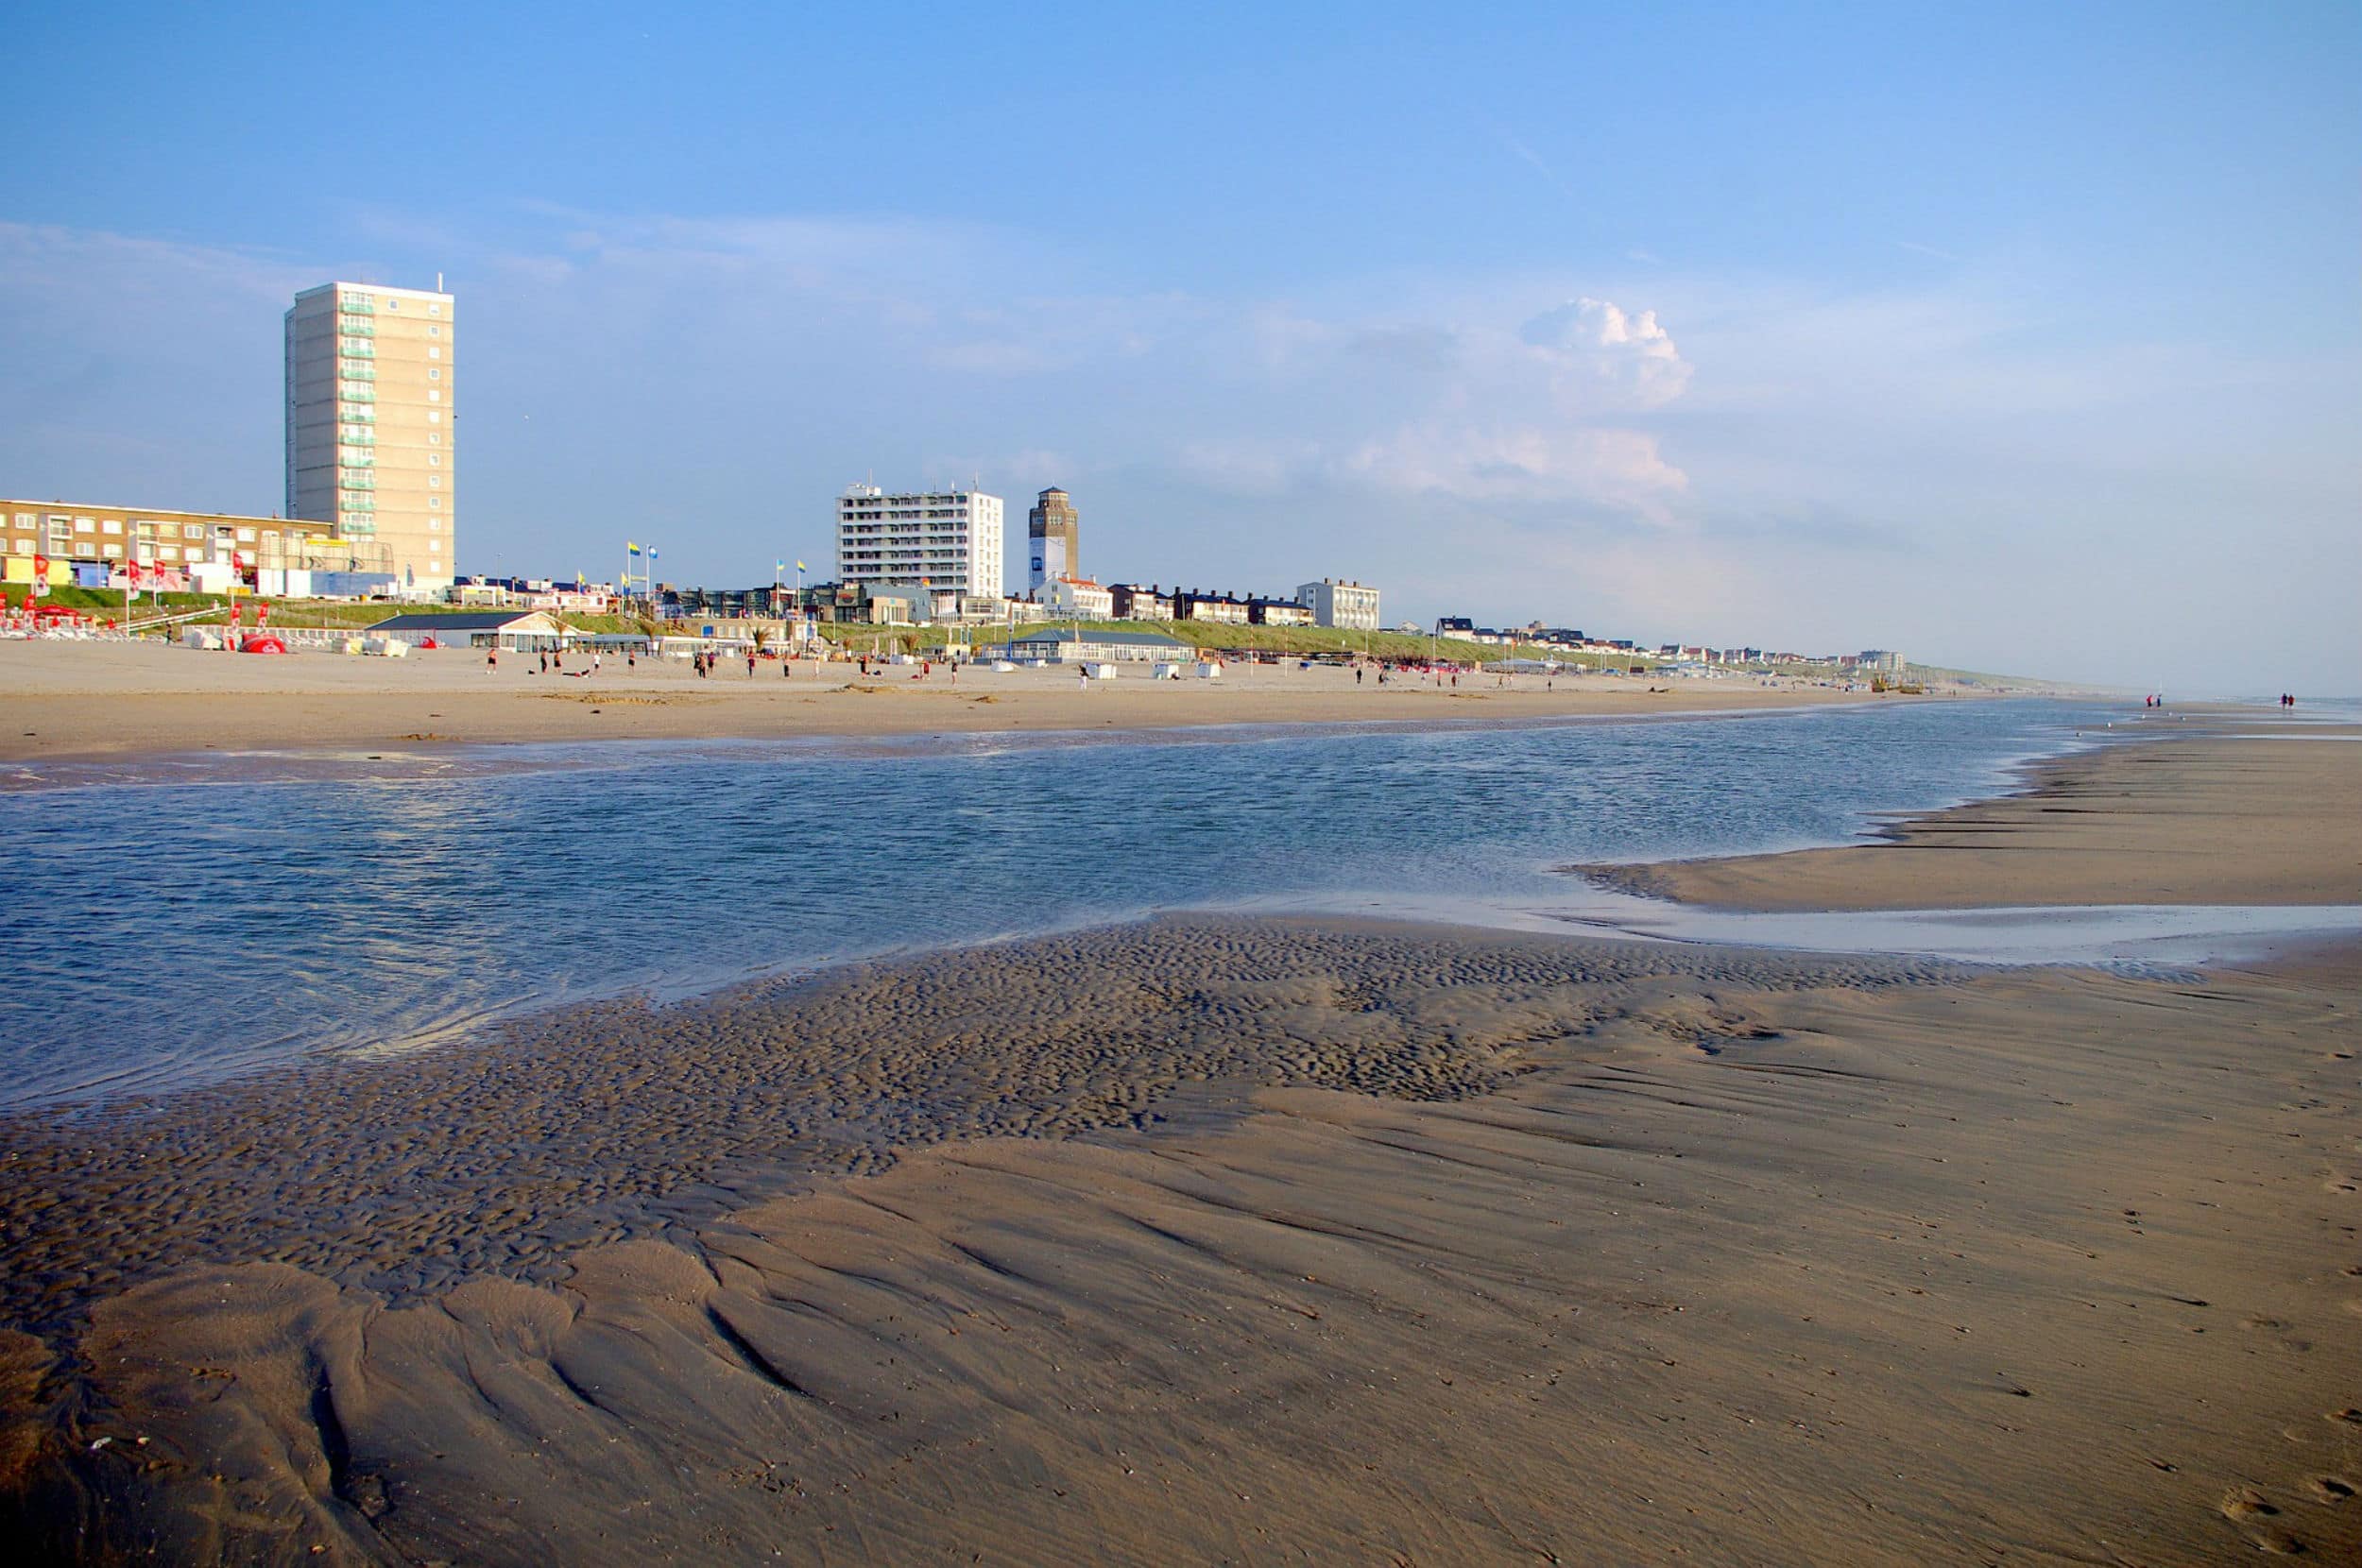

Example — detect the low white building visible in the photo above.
[367,609,566,650]
[1001,627,1188,663]
[1039,575,1115,620]
[1297,578,1381,631]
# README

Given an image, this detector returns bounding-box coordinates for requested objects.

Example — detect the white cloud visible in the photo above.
[1519,297,1692,410]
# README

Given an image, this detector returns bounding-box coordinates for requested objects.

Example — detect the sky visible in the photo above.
[3,1,2355,690]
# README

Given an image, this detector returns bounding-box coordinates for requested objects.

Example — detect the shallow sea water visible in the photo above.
[6,697,2345,1108]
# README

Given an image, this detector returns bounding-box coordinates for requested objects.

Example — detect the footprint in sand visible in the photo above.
[2304,1476,2353,1506]
[2222,1488,2279,1522]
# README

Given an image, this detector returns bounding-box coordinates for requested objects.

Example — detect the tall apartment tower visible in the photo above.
[285,281,455,589]
[836,485,1004,599]
[1026,486,1079,598]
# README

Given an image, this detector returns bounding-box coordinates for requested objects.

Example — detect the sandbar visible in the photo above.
[1581,707,2362,909]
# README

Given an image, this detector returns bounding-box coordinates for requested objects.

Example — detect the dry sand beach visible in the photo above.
[0,712,2355,1564]
[2,639,1901,765]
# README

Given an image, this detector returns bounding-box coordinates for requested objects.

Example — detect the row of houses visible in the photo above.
[1436,618,1645,656]
[1654,645,1907,671]
[1432,612,1909,673]
[1035,580,1336,627]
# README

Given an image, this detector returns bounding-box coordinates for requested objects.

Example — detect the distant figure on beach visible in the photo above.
[746,652,757,678]
[487,649,497,673]
[538,651,547,674]
[591,653,601,676]
[1356,667,1363,685]
[1077,665,1088,690]
[782,656,791,678]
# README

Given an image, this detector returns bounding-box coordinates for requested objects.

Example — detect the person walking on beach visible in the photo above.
[747,651,757,678]
[1356,666,1363,686]
[538,650,548,674]
[591,653,602,676]
[487,648,498,673]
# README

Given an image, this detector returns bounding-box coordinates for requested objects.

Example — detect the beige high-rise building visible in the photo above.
[285,281,454,588]
[1026,486,1078,598]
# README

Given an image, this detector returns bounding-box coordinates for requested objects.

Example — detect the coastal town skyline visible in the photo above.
[4,3,2355,692]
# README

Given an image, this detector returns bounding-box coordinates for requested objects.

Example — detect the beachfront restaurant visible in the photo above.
[366,610,567,652]
[998,627,1190,663]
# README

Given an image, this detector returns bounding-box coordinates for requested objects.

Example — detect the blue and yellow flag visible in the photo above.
[626,541,642,555]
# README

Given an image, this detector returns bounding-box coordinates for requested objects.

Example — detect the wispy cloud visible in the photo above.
[1485,118,1575,200]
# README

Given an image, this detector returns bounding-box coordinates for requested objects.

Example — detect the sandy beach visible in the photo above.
[1,638,1923,765]
[1,715,2354,1564]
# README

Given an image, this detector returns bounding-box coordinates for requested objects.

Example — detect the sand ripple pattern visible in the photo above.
[0,920,1959,1335]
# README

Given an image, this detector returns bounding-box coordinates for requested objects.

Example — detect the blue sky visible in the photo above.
[5,1,2355,689]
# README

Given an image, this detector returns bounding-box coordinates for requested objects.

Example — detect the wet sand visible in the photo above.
[2,638,1924,764]
[2,719,2356,1564]
[1582,708,2362,910]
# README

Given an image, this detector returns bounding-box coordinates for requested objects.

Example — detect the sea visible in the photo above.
[5,697,2353,1110]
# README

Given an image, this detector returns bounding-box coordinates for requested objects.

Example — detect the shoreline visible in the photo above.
[3,707,2355,1562]
[1572,706,2362,910]
[0,636,1988,765]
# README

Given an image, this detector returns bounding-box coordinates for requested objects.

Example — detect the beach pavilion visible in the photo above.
[997,627,1189,663]
[366,610,567,651]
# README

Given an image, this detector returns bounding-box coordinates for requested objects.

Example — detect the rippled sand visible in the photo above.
[2,918,2356,1564]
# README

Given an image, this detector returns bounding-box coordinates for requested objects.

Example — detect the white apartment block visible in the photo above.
[1297,578,1381,631]
[285,281,455,589]
[836,486,1003,599]
[1039,575,1115,620]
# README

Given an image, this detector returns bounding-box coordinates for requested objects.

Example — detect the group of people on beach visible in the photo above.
[487,647,631,677]
[2278,692,2298,707]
